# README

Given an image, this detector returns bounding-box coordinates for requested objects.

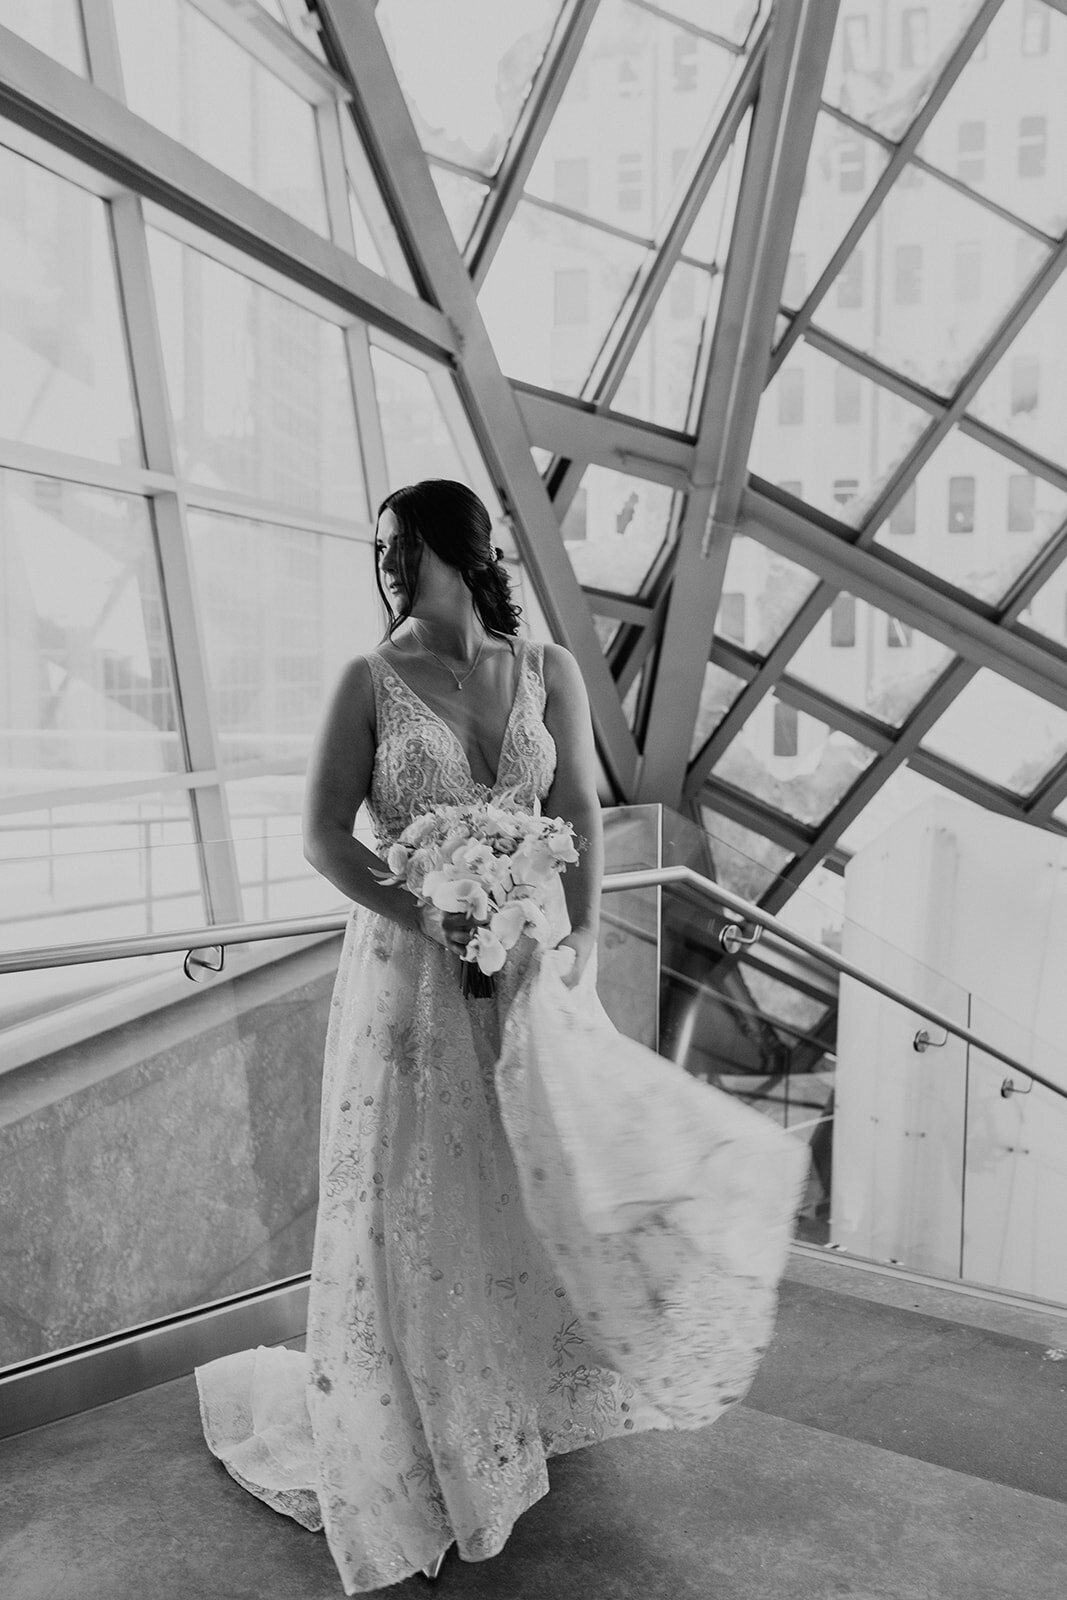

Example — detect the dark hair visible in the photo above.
[374,479,522,645]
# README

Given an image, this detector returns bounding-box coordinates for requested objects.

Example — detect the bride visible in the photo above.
[195,479,804,1594]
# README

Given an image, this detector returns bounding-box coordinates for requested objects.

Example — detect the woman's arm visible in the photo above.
[542,642,603,985]
[302,658,423,931]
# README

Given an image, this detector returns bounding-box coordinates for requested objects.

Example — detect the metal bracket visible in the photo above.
[183,944,225,983]
[1000,1076,1034,1099]
[913,1028,949,1053]
[719,921,763,956]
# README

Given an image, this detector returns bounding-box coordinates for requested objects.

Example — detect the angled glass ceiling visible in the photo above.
[5,0,1067,925]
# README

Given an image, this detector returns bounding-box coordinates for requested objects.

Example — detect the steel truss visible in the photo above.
[3,0,1067,922]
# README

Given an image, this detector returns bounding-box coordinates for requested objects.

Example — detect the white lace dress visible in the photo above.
[195,640,805,1595]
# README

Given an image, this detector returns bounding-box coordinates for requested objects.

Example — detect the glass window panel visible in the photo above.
[872,430,1067,602]
[834,760,993,854]
[717,535,819,658]
[188,511,376,764]
[784,115,890,300]
[429,164,489,251]
[0,792,203,956]
[967,265,1067,466]
[0,145,140,465]
[112,0,329,236]
[0,474,182,792]
[0,0,85,73]
[378,0,561,176]
[920,668,1067,795]
[148,229,366,519]
[371,347,470,493]
[690,662,747,759]
[228,773,351,920]
[787,593,955,727]
[526,0,735,238]
[593,615,621,653]
[712,700,878,827]
[821,0,987,140]
[698,806,793,902]
[610,262,720,431]
[1014,559,1067,648]
[917,0,1067,236]
[561,466,676,597]
[347,183,388,279]
[814,172,1037,396]
[478,200,646,395]
[751,341,929,526]
[680,110,750,265]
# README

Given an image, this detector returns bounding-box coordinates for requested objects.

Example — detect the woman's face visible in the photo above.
[375,508,409,611]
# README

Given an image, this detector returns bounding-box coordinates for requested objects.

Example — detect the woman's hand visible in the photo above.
[419,904,476,957]
[555,925,597,989]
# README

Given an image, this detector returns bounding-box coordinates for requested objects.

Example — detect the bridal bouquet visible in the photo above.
[376,792,580,997]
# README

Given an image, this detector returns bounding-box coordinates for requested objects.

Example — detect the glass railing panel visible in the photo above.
[598,804,661,1048]
[0,928,339,1375]
[963,997,1067,1308]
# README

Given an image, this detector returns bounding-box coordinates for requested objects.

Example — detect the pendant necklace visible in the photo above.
[409,620,485,692]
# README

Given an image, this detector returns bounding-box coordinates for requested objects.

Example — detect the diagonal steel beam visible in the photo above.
[688,213,1067,795]
[0,23,455,359]
[636,0,840,805]
[466,0,601,290]
[583,25,766,404]
[512,384,695,486]
[314,0,640,795]
[699,502,1067,906]
[545,28,766,530]
[770,0,1004,375]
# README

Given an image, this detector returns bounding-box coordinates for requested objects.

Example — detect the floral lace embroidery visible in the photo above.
[365,640,557,850]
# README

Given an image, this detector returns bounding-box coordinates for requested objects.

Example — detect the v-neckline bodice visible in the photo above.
[374,640,527,792]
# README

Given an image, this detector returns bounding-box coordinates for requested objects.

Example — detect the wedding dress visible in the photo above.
[195,639,807,1595]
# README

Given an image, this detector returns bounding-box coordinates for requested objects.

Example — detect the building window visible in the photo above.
[901,7,929,67]
[830,593,856,647]
[836,250,864,309]
[1010,354,1040,414]
[894,244,923,305]
[839,138,866,192]
[554,157,589,212]
[777,479,803,498]
[948,475,975,533]
[778,367,804,425]
[617,152,643,213]
[889,484,917,535]
[954,240,982,302]
[783,252,807,307]
[673,32,698,91]
[886,616,913,649]
[773,700,799,757]
[834,367,862,424]
[1008,473,1036,532]
[719,591,746,645]
[833,478,859,510]
[1022,0,1050,54]
[618,58,641,98]
[956,121,986,185]
[1019,115,1047,177]
[554,268,589,325]
[842,14,871,73]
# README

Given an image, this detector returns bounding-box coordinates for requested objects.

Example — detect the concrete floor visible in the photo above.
[3,1252,1067,1600]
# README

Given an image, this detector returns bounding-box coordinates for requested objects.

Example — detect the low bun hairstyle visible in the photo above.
[375,480,522,645]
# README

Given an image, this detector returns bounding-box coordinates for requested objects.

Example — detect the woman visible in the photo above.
[196,480,672,1592]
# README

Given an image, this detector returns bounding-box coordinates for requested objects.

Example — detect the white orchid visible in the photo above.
[382,801,580,986]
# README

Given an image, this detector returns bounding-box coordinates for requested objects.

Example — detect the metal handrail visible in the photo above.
[1,865,1064,1102]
